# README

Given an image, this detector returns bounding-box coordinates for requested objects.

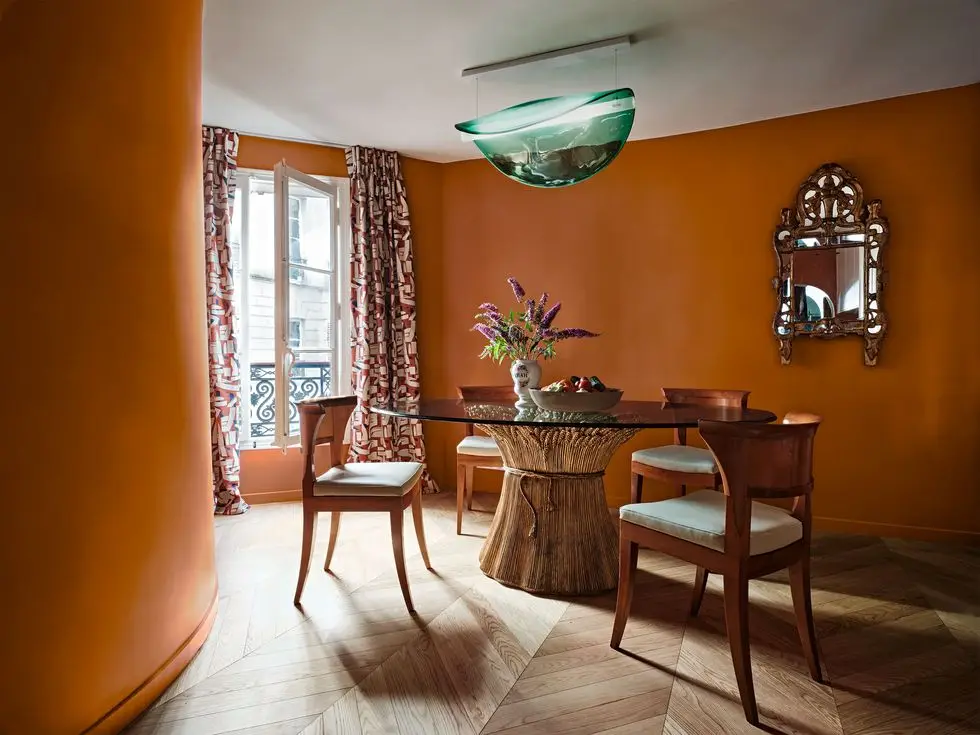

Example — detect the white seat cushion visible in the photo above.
[632,445,717,474]
[456,435,501,458]
[314,462,423,497]
[620,490,802,555]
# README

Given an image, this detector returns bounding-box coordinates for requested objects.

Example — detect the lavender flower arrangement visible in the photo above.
[473,277,599,363]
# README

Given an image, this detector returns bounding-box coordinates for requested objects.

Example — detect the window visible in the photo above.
[229,164,351,448]
[288,197,305,284]
[288,318,302,349]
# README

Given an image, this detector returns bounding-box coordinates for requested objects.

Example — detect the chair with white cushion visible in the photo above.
[293,396,431,613]
[631,388,750,502]
[455,386,511,534]
[612,412,823,726]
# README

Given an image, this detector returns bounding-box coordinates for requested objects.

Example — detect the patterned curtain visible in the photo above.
[346,146,438,493]
[203,127,249,515]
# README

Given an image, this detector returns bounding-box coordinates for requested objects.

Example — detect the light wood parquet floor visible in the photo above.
[125,493,980,735]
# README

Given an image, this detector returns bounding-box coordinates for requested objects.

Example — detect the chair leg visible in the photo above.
[789,555,823,682]
[723,571,758,725]
[630,472,643,504]
[456,462,466,535]
[690,566,709,617]
[294,509,318,606]
[390,510,414,613]
[411,487,432,570]
[610,532,639,649]
[323,512,341,572]
[465,465,475,509]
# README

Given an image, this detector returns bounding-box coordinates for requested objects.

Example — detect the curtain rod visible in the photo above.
[205,125,350,150]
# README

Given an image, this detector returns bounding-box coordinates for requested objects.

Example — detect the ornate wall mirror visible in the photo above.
[772,163,888,366]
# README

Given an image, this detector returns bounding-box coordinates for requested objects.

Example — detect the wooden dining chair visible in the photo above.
[612,412,823,725]
[293,396,431,613]
[630,388,750,502]
[455,386,511,535]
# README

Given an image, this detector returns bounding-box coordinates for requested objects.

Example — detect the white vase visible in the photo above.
[510,359,541,409]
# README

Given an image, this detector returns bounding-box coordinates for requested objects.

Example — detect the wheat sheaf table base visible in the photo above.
[476,424,640,595]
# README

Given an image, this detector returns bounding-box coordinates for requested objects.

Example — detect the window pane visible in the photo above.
[246,176,275,367]
[287,352,333,436]
[286,179,333,271]
[241,174,276,445]
[288,318,302,349]
[229,186,244,341]
[289,273,332,351]
[228,185,245,439]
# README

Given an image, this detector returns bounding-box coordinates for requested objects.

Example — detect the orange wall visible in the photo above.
[428,85,980,540]
[0,1,217,732]
[235,136,444,500]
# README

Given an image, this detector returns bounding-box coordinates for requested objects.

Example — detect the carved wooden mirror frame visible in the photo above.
[772,163,888,366]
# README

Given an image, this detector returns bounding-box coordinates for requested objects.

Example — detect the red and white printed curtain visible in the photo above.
[203,127,249,515]
[345,146,437,493]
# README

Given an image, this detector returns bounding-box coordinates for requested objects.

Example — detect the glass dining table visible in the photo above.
[373,398,776,596]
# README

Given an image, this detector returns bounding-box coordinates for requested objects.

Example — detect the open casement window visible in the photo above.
[273,162,347,447]
[229,164,350,449]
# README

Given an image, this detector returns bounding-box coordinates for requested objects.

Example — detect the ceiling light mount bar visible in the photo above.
[461,35,632,79]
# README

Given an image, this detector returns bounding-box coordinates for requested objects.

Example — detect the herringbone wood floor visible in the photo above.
[125,493,980,735]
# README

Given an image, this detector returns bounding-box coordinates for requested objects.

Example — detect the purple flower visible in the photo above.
[554,328,599,340]
[535,293,548,322]
[473,324,496,340]
[540,302,562,329]
[475,277,600,363]
[507,277,526,302]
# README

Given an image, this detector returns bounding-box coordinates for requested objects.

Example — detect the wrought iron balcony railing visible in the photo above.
[248,361,331,440]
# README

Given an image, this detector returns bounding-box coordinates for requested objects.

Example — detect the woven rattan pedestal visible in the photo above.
[476,423,640,595]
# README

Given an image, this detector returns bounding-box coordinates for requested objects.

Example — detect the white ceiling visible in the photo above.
[202,0,980,163]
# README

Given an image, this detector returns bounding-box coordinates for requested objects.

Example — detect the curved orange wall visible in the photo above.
[428,85,980,541]
[0,1,216,732]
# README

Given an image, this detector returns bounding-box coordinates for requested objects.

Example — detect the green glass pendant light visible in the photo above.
[455,88,635,188]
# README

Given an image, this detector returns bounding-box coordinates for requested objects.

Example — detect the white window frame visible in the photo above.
[233,165,351,449]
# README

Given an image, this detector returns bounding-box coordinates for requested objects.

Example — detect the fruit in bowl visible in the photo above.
[533,375,622,412]
[543,375,610,393]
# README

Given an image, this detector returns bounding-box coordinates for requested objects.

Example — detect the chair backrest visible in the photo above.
[662,388,750,444]
[297,396,358,494]
[457,386,514,436]
[662,387,750,409]
[457,385,515,402]
[700,413,821,554]
[782,411,822,425]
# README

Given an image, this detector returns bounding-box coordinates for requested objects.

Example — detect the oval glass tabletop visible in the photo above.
[372,399,776,429]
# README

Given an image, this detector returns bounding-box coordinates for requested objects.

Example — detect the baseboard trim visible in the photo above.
[81,583,219,735]
[814,515,980,544]
[244,488,302,504]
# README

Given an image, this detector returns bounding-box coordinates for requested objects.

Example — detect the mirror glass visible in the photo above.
[788,235,865,325]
